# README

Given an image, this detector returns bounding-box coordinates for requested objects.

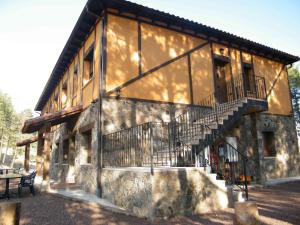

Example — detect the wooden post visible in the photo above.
[36,132,44,177]
[42,131,51,181]
[24,144,30,172]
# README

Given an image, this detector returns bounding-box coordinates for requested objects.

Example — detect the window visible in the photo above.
[63,139,69,164]
[62,80,68,108]
[214,59,230,103]
[83,47,94,85]
[54,142,60,163]
[73,65,78,97]
[243,63,255,94]
[54,92,59,111]
[263,132,276,157]
[82,130,92,164]
[69,136,76,166]
[49,101,53,113]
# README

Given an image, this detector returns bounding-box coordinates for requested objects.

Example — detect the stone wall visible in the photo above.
[237,113,299,182]
[102,97,193,134]
[257,114,300,180]
[47,97,299,202]
[49,102,99,194]
[102,167,228,219]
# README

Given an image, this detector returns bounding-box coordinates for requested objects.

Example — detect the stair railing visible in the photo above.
[200,125,249,199]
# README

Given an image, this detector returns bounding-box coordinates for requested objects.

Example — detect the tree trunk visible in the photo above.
[10,148,17,168]
[2,138,10,164]
[0,128,4,162]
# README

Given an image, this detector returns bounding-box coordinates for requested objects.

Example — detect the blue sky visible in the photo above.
[0,0,299,113]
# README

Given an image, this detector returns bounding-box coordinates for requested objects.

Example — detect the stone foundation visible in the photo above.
[238,113,300,183]
[47,97,300,205]
[101,167,228,219]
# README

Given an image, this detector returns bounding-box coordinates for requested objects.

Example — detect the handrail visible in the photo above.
[176,73,266,124]
[102,73,267,200]
[202,123,249,199]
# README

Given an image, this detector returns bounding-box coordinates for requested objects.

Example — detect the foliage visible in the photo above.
[0,90,34,158]
[288,66,300,135]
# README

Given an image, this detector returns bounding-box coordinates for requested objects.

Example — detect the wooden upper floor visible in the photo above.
[38,0,299,117]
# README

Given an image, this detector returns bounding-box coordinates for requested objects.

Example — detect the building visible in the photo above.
[21,0,300,219]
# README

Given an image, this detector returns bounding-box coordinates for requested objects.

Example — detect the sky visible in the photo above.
[0,0,299,113]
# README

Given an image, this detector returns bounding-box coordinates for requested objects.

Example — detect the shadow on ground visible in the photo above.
[0,180,299,225]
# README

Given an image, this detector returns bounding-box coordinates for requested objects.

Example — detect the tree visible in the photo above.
[0,91,15,160]
[0,90,35,164]
[288,66,300,135]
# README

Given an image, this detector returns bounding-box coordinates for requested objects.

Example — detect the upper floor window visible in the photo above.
[83,46,94,85]
[54,92,59,111]
[243,63,255,94]
[73,65,78,97]
[62,80,68,108]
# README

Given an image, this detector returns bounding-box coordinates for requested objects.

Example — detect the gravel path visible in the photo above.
[0,180,299,225]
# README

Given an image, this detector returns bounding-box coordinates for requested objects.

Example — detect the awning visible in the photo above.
[16,136,38,147]
[22,105,83,133]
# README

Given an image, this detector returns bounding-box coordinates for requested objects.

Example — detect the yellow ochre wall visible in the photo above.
[191,44,214,104]
[42,21,101,114]
[106,14,210,104]
[106,15,139,92]
[141,23,205,72]
[253,56,292,115]
[42,13,292,118]
[120,57,191,104]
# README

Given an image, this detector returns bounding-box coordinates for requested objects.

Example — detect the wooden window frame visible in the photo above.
[62,79,68,109]
[62,139,69,164]
[54,142,60,164]
[83,45,95,87]
[262,131,276,157]
[81,129,92,164]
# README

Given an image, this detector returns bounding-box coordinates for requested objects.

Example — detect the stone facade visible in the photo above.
[49,102,99,194]
[102,97,193,134]
[47,97,300,218]
[237,113,300,183]
[102,167,228,219]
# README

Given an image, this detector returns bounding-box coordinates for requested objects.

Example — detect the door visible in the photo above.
[243,64,256,97]
[214,61,229,103]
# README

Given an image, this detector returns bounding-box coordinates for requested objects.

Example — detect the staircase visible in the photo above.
[102,74,268,199]
[172,74,268,199]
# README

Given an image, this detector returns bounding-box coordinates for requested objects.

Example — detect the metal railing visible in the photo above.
[102,73,267,199]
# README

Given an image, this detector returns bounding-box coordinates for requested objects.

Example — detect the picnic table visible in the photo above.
[0,173,23,199]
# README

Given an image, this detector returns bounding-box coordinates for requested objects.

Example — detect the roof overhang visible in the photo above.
[22,105,83,134]
[35,0,300,111]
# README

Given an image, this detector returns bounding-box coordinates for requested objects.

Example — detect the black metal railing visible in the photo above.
[196,126,250,199]
[229,74,267,101]
[103,122,194,169]
[102,73,267,199]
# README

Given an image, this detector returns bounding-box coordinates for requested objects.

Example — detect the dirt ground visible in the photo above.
[1,180,300,225]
